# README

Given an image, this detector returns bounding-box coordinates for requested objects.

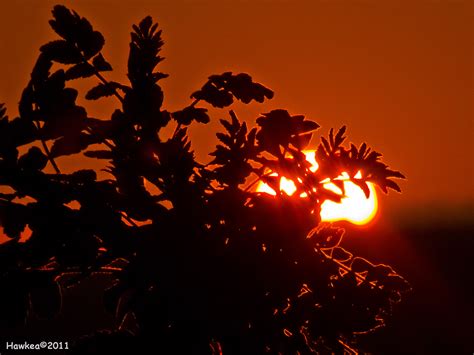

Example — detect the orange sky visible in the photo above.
[0,0,472,219]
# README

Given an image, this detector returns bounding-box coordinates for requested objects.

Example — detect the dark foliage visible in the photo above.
[0,6,408,354]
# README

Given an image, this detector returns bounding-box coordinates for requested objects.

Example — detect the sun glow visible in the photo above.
[256,151,378,225]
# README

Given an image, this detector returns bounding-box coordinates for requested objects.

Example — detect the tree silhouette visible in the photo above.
[0,6,409,354]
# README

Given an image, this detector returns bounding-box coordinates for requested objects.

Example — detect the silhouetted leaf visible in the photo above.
[40,40,83,64]
[128,15,166,88]
[383,178,402,193]
[86,83,118,100]
[209,112,260,186]
[219,72,274,103]
[256,109,319,154]
[334,126,346,148]
[65,62,96,80]
[172,106,209,125]
[18,147,48,171]
[192,72,273,108]
[315,127,405,199]
[49,5,81,41]
[0,116,37,149]
[29,53,54,86]
[92,53,112,71]
[352,178,370,198]
[192,81,234,108]
[49,5,104,59]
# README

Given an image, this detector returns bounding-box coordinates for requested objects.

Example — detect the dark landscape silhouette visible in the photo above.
[0,5,417,354]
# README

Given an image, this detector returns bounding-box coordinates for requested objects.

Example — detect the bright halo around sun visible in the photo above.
[256,151,378,225]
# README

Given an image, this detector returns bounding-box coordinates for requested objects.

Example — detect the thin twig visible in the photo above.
[120,212,139,228]
[86,57,125,104]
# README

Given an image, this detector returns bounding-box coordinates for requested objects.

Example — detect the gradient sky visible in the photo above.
[1,0,472,218]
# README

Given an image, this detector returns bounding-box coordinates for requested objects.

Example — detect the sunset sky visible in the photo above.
[1,0,472,222]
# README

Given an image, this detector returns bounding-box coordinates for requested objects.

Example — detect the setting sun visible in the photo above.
[256,151,378,225]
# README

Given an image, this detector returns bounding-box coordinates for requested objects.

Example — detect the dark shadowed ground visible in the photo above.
[1,206,472,354]
[346,210,474,354]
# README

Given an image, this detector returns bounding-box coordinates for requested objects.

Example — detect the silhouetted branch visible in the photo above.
[85,58,125,104]
[33,121,61,174]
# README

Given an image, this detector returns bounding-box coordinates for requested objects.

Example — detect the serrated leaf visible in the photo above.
[128,16,165,89]
[201,72,274,106]
[65,62,95,80]
[219,118,233,133]
[49,6,104,59]
[191,82,233,108]
[358,143,367,159]
[86,83,117,100]
[49,5,77,41]
[384,179,402,193]
[300,120,320,133]
[216,133,233,147]
[40,40,82,64]
[92,53,112,71]
[334,126,346,147]
[79,31,104,59]
[152,72,168,82]
[172,106,209,125]
[139,16,153,34]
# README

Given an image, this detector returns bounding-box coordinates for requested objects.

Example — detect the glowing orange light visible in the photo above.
[256,151,378,225]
